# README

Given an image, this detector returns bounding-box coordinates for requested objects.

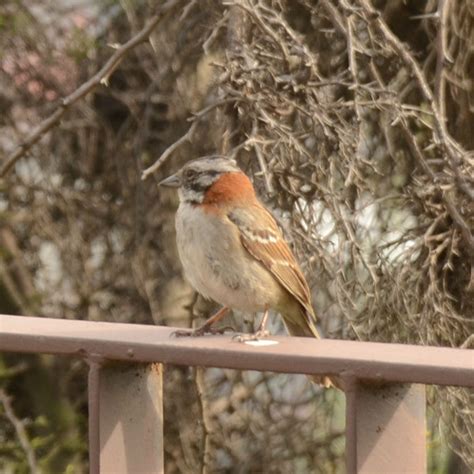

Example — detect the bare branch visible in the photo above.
[434,0,451,122]
[0,0,181,178]
[357,0,468,168]
[0,389,39,474]
[141,121,198,180]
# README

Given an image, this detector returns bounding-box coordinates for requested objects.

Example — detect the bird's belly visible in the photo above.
[176,204,281,312]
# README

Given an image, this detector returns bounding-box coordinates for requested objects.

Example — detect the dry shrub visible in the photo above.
[1,0,472,471]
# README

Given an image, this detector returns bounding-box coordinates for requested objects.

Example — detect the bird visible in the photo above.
[159,156,324,343]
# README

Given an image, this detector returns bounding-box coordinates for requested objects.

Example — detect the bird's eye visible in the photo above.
[183,168,196,180]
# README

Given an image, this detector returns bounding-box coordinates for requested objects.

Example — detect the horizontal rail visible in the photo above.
[1,314,472,387]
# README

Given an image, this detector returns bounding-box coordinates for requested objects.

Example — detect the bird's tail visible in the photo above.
[282,311,322,339]
[282,308,335,389]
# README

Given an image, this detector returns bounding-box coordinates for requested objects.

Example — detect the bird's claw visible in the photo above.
[171,325,235,338]
[232,330,270,343]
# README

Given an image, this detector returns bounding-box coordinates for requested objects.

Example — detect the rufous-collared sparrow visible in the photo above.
[159,156,324,343]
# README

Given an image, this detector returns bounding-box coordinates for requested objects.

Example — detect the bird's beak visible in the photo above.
[159,173,181,188]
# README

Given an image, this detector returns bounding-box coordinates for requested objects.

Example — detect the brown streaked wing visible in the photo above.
[228,204,316,320]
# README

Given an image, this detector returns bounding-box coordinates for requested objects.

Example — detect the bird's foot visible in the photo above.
[232,330,270,343]
[171,324,234,338]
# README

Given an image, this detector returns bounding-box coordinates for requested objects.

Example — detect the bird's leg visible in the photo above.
[233,309,270,342]
[255,309,270,338]
[172,306,233,337]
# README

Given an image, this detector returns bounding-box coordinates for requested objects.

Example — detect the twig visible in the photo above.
[140,97,236,180]
[344,10,365,175]
[0,0,181,178]
[357,0,471,168]
[434,0,451,124]
[141,121,198,180]
[225,1,290,63]
[356,0,474,251]
[251,120,274,194]
[0,389,40,474]
[189,98,237,121]
[399,120,474,254]
[319,0,350,36]
[369,54,474,254]
[179,0,199,22]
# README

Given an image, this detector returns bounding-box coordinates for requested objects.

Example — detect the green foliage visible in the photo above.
[0,354,88,472]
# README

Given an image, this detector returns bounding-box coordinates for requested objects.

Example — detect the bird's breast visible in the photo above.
[175,203,282,312]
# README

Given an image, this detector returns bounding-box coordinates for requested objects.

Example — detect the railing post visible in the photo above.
[345,382,426,473]
[88,361,102,474]
[92,362,163,474]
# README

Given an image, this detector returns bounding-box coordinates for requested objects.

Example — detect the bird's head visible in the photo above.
[159,157,255,205]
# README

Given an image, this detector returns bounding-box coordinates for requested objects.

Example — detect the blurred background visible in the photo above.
[0,0,472,472]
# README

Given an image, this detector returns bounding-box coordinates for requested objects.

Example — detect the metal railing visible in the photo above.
[1,314,473,473]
